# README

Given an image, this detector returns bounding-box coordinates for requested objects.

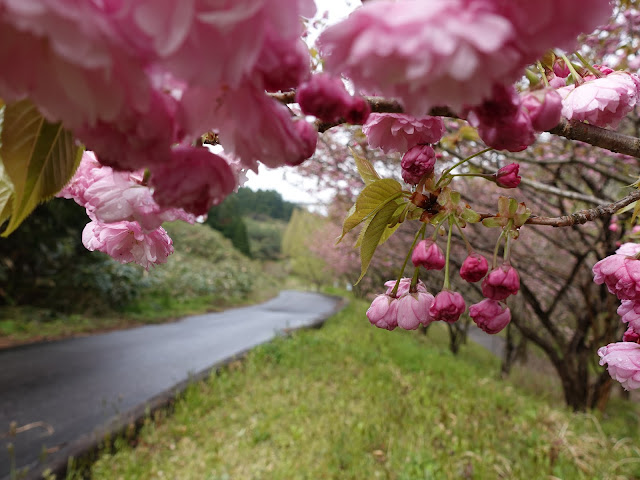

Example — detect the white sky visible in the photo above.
[244,0,360,206]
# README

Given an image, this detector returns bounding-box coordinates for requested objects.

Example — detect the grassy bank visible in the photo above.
[81,300,640,480]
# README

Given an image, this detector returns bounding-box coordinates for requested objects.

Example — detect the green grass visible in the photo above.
[81,300,640,480]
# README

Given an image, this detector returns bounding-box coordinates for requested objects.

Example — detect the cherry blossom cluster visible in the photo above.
[363,114,524,335]
[593,243,640,390]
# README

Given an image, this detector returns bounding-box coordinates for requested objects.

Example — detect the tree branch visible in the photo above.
[525,189,640,226]
[270,93,640,158]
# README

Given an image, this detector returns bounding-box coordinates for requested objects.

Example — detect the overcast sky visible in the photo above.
[244,0,361,206]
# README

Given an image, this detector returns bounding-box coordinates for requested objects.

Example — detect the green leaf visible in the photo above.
[460,207,481,223]
[357,201,399,284]
[482,217,503,228]
[0,160,15,226]
[0,100,82,236]
[352,148,381,185]
[339,178,403,241]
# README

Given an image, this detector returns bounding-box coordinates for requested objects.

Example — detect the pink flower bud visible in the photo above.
[429,290,466,323]
[618,300,640,333]
[495,163,521,188]
[469,299,511,334]
[598,342,640,390]
[401,145,436,185]
[344,96,371,125]
[384,278,428,298]
[521,89,562,131]
[482,265,520,301]
[460,253,489,283]
[366,295,398,330]
[285,120,318,166]
[396,292,435,330]
[296,74,353,123]
[623,326,640,343]
[411,239,445,271]
[553,59,570,78]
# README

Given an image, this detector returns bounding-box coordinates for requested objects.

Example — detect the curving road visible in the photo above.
[0,290,343,479]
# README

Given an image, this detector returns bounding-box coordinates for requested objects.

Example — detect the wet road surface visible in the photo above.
[0,290,342,478]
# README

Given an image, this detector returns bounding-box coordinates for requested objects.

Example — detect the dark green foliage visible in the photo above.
[244,218,286,260]
[206,187,297,258]
[0,198,151,313]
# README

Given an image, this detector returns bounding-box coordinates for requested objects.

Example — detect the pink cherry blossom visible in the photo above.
[296,74,354,123]
[482,265,520,300]
[521,89,562,131]
[495,163,521,188]
[559,72,640,128]
[623,327,640,344]
[618,300,640,334]
[384,278,428,298]
[255,32,310,92]
[151,146,237,216]
[212,84,318,170]
[57,152,110,206]
[616,243,640,256]
[362,114,445,154]
[593,254,640,301]
[82,220,174,270]
[366,294,398,330]
[319,0,520,114]
[429,290,466,323]
[598,342,640,390]
[401,145,437,185]
[459,253,489,283]
[396,292,435,330]
[469,299,511,334]
[411,239,446,271]
[467,85,535,152]
[75,89,179,171]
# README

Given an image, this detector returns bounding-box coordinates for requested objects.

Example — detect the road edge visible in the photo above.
[7,293,348,480]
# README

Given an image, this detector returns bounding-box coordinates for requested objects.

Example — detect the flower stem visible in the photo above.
[449,173,494,180]
[492,230,506,269]
[561,53,583,85]
[453,217,473,254]
[391,224,426,297]
[536,61,550,87]
[436,148,492,188]
[574,51,602,78]
[443,216,454,290]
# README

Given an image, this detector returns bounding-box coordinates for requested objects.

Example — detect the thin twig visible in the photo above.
[525,190,640,227]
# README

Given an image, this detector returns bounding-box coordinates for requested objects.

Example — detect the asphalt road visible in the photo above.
[0,290,342,479]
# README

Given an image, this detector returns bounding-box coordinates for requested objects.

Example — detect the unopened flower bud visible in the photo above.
[623,326,640,343]
[401,145,437,185]
[429,290,466,323]
[469,299,511,334]
[412,239,445,270]
[460,253,489,283]
[366,295,398,330]
[344,96,371,125]
[296,74,353,123]
[521,89,562,131]
[482,265,520,300]
[396,292,434,330]
[495,163,521,188]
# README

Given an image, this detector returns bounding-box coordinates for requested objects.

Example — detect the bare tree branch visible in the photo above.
[525,189,640,226]
[270,92,640,159]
